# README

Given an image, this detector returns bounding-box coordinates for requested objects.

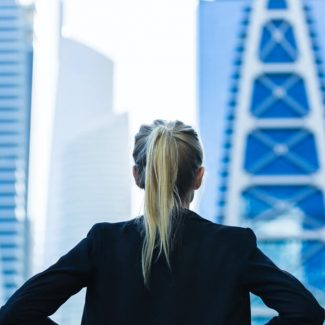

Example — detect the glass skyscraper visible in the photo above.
[199,0,325,323]
[0,1,33,303]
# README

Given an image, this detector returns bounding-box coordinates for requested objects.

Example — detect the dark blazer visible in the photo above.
[0,209,324,325]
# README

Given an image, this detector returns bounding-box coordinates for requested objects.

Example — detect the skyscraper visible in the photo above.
[199,0,325,323]
[0,260,3,306]
[0,1,33,302]
[44,37,130,324]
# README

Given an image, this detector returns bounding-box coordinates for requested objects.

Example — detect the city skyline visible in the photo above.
[1,0,324,320]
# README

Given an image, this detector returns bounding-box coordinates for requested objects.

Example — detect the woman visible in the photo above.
[0,119,324,324]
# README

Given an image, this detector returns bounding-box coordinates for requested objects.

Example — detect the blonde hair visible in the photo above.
[132,120,203,286]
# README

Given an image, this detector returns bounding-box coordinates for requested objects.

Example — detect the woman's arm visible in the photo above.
[241,228,325,325]
[0,223,101,324]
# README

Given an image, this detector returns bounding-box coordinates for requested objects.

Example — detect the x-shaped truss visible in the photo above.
[260,20,297,61]
[247,128,316,173]
[253,74,308,117]
[243,185,324,229]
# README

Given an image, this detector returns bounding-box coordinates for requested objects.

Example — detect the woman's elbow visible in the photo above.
[301,302,325,324]
[310,305,325,324]
[0,304,12,324]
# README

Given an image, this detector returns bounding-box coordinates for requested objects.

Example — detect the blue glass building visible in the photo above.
[199,0,325,322]
[0,1,33,302]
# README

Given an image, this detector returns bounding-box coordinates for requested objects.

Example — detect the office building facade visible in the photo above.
[0,0,33,303]
[199,0,325,323]
[45,37,130,324]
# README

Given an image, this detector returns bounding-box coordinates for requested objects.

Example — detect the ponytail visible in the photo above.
[142,126,181,286]
[132,120,203,287]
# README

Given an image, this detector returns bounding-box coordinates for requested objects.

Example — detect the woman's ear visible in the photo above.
[192,166,205,190]
[132,165,141,188]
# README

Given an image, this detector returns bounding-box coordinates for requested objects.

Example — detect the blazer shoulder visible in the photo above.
[87,217,141,238]
[215,224,256,240]
[200,223,257,257]
[185,210,257,247]
[218,224,256,245]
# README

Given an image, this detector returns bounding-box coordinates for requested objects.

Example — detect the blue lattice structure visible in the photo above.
[259,19,298,63]
[244,129,319,175]
[251,74,310,117]
[199,0,325,323]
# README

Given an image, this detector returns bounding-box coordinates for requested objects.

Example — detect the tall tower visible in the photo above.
[0,1,33,302]
[45,38,130,325]
[199,0,325,323]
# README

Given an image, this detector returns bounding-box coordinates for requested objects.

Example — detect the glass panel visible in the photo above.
[241,186,325,229]
[259,20,298,63]
[251,74,309,118]
[267,0,287,10]
[244,129,318,175]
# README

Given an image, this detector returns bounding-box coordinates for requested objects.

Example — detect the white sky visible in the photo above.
[63,0,198,128]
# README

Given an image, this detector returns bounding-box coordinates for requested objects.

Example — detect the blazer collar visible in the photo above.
[181,208,203,220]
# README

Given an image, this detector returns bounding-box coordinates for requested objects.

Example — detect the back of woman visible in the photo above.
[0,120,324,324]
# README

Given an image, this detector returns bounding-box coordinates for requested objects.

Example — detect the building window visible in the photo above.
[251,73,309,118]
[267,0,288,10]
[244,128,318,175]
[259,19,298,63]
[241,185,324,228]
